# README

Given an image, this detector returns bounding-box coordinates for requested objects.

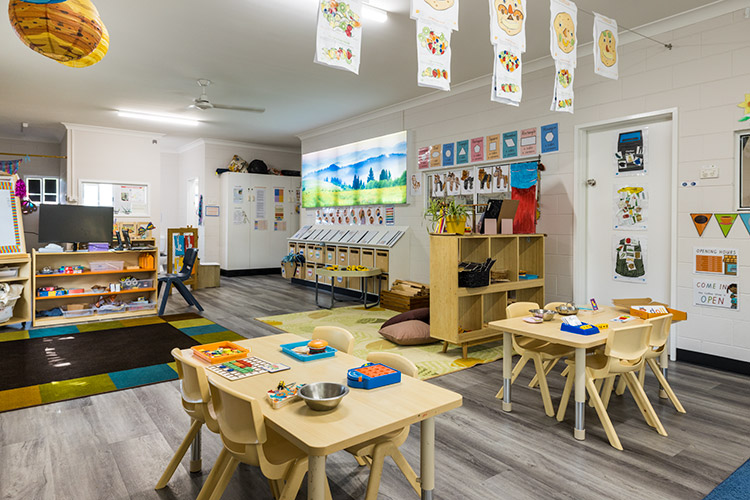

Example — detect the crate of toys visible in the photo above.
[191,341,250,364]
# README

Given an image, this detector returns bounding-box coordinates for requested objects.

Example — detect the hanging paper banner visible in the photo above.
[613,186,648,230]
[739,213,750,235]
[442,142,455,166]
[511,161,538,234]
[491,43,523,106]
[459,167,475,195]
[456,140,469,164]
[314,0,363,74]
[0,160,22,176]
[593,12,618,80]
[430,144,442,167]
[550,60,575,113]
[476,166,494,194]
[487,134,501,160]
[418,147,430,169]
[714,214,738,237]
[540,123,559,153]
[411,0,459,31]
[492,164,510,193]
[520,128,537,155]
[489,0,526,52]
[431,172,446,197]
[417,20,452,91]
[445,170,462,196]
[549,0,577,66]
[691,213,711,236]
[471,137,485,162]
[613,235,647,284]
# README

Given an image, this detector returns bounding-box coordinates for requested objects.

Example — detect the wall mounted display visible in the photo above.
[613,235,647,283]
[431,172,446,197]
[520,128,537,155]
[593,12,618,80]
[487,134,501,159]
[691,213,711,236]
[459,168,475,195]
[694,248,737,276]
[445,170,462,196]
[489,0,526,51]
[456,140,469,164]
[442,142,455,166]
[418,147,430,169]
[694,278,738,310]
[615,129,647,176]
[476,166,494,194]
[114,183,148,216]
[492,164,510,193]
[301,131,407,208]
[409,173,423,197]
[410,0,459,31]
[492,43,523,106]
[613,185,648,230]
[314,0,362,74]
[502,131,518,158]
[549,0,577,65]
[714,213,738,237]
[540,123,559,153]
[417,20,452,91]
[470,137,485,162]
[430,144,442,167]
[205,205,220,217]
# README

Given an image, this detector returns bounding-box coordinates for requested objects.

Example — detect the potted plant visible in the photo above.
[445,200,468,235]
[423,198,445,233]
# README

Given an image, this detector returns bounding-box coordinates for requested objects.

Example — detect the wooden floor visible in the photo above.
[1,275,749,500]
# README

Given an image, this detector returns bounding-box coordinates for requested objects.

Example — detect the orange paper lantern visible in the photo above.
[60,22,108,68]
[8,0,104,62]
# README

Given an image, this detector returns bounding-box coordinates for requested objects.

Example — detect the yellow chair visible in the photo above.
[527,301,569,388]
[344,352,420,500]
[313,325,354,354]
[611,314,686,413]
[556,324,667,450]
[496,302,574,417]
[155,348,220,490]
[196,374,332,500]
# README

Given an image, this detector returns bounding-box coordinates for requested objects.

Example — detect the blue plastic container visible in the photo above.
[280,341,337,362]
[560,323,600,335]
[347,363,401,389]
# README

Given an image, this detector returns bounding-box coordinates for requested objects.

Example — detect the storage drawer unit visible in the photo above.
[324,246,336,265]
[375,250,389,274]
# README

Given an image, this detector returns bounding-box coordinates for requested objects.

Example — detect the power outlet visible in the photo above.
[680,180,699,188]
[700,165,719,179]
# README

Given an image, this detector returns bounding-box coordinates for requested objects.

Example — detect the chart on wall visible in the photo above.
[114,184,148,216]
[694,248,737,276]
[613,235,647,283]
[613,185,648,230]
[615,129,647,176]
[694,278,738,310]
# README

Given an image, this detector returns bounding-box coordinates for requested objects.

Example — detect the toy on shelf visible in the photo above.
[120,276,138,289]
[191,341,249,364]
[37,286,66,297]
[347,363,401,389]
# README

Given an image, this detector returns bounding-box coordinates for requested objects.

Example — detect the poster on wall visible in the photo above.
[613,235,647,283]
[476,166,494,194]
[431,172,445,197]
[114,184,148,216]
[487,134,501,159]
[613,186,648,230]
[541,123,559,153]
[255,188,266,219]
[417,19,452,91]
[503,131,518,158]
[456,140,469,164]
[418,147,430,169]
[694,278,738,310]
[411,0,459,31]
[430,144,442,167]
[492,164,510,193]
[593,12,618,80]
[459,167,475,195]
[314,0,362,74]
[409,173,423,197]
[615,129,647,176]
[233,186,243,204]
[489,0,526,52]
[445,170,462,196]
[520,127,537,155]
[471,137,485,162]
[695,248,738,276]
[442,142,455,166]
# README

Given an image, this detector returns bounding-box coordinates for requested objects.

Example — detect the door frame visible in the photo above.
[573,108,679,358]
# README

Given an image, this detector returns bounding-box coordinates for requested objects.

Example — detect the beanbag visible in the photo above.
[381,307,430,329]
[379,319,434,346]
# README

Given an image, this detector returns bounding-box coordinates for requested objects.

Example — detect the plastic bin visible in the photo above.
[62,305,95,319]
[0,297,18,323]
[126,301,155,312]
[0,266,19,278]
[89,261,124,272]
[95,304,126,315]
[136,279,154,289]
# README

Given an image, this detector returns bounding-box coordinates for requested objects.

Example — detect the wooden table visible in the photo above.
[489,307,653,441]
[183,333,462,500]
[315,267,383,309]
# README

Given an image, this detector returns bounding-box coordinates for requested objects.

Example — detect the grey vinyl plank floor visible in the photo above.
[1,274,749,500]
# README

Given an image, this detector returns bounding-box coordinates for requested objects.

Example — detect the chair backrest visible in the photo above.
[312,326,354,354]
[171,347,219,431]
[645,313,673,349]
[506,302,539,319]
[179,248,199,278]
[366,352,418,378]
[605,324,653,362]
[544,302,566,311]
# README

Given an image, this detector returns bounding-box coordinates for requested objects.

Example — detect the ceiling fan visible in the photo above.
[189,79,265,113]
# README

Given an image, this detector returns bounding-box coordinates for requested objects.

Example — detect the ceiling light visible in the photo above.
[116,110,199,126]
[362,4,387,23]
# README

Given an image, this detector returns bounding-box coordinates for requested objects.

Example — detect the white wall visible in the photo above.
[300,9,750,362]
[160,152,180,249]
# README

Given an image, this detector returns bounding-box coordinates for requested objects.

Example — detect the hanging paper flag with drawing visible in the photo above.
[593,12,618,80]
[550,61,574,113]
[314,0,362,74]
[492,43,523,106]
[715,214,738,238]
[739,213,750,236]
[489,0,526,52]
[691,214,711,236]
[411,0,459,31]
[550,0,577,66]
[416,20,452,91]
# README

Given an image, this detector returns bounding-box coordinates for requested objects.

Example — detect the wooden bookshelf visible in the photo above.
[0,254,32,328]
[430,234,545,359]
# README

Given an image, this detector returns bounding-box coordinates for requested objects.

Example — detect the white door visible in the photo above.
[582,115,673,307]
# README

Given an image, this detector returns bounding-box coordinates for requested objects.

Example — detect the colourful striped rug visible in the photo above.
[0,313,243,413]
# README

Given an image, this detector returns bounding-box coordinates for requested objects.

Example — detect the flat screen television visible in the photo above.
[38,205,114,244]
[301,131,407,208]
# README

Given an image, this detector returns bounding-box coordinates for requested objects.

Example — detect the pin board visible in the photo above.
[0,177,25,256]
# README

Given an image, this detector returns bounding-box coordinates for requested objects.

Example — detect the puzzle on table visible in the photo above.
[206,357,290,381]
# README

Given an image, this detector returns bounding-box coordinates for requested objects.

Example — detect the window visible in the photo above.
[26,176,59,204]
[80,181,149,216]
[81,182,114,208]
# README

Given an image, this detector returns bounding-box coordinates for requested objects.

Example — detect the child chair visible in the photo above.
[344,352,420,500]
[556,323,668,451]
[197,374,333,500]
[496,302,574,417]
[312,325,354,354]
[155,348,220,489]
[157,247,203,316]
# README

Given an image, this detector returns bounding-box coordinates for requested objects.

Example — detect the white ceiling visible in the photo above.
[0,0,722,149]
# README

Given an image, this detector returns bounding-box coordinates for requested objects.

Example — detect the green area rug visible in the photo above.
[256,306,503,380]
[0,313,243,413]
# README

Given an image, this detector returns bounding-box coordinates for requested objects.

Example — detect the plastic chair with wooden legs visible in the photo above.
[197,374,333,500]
[556,323,667,451]
[609,314,685,413]
[496,302,574,417]
[312,325,355,354]
[155,348,220,490]
[344,352,420,500]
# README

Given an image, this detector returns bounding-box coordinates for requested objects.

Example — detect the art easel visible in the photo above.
[167,226,199,289]
[0,176,31,327]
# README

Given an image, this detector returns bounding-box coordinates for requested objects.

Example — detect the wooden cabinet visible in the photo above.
[430,234,545,358]
[0,254,32,328]
[32,249,159,327]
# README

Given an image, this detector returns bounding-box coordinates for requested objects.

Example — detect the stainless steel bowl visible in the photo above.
[529,308,556,321]
[556,304,579,315]
[298,382,349,411]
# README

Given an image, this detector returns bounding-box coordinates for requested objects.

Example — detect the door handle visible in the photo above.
[586,179,597,187]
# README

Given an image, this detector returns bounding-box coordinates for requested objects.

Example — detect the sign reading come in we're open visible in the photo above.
[693,278,738,310]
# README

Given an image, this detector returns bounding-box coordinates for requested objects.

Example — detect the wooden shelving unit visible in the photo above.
[430,234,545,358]
[0,254,32,328]
[32,248,159,327]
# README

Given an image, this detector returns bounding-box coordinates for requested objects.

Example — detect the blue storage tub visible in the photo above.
[347,363,401,389]
[560,323,600,335]
[280,340,337,362]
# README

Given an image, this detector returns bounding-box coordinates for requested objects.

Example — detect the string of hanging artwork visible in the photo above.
[0,157,38,215]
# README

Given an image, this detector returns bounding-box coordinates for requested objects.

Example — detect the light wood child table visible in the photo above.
[182,333,462,500]
[489,307,649,441]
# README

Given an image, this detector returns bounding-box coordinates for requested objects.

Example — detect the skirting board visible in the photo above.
[220,267,279,277]
[676,349,750,377]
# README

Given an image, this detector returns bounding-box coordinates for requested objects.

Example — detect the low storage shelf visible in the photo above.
[430,233,545,358]
[32,248,159,327]
[0,254,32,328]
